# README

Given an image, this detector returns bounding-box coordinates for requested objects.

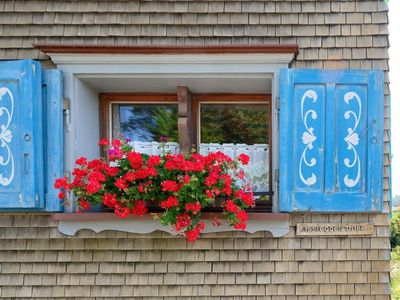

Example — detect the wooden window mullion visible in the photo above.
[177,86,194,155]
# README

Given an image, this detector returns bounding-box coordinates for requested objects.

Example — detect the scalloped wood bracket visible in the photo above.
[54,213,290,237]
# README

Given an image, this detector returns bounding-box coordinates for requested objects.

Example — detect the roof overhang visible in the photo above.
[34,44,298,65]
[34,43,299,55]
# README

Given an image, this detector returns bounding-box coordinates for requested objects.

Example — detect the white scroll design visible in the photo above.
[0,87,14,186]
[299,90,318,186]
[343,91,361,188]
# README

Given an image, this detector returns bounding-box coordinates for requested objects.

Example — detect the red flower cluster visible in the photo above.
[161,180,180,192]
[55,139,253,242]
[185,202,201,215]
[238,153,250,165]
[160,196,179,209]
[132,200,147,216]
[187,221,205,242]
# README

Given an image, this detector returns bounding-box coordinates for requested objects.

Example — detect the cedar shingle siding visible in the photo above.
[0,213,391,298]
[0,0,391,298]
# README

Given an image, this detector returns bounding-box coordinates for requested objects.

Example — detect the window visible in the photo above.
[40,45,299,216]
[100,92,272,212]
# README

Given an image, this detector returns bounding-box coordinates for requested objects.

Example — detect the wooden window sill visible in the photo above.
[52,212,289,237]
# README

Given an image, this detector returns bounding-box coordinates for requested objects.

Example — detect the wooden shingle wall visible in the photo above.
[0,213,391,299]
[0,0,391,299]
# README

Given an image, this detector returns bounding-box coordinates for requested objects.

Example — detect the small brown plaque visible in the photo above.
[296,223,374,236]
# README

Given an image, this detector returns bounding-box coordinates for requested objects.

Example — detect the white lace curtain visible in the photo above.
[130,141,269,192]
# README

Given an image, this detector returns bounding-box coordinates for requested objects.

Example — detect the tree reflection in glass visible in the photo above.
[200,103,270,193]
[113,104,178,142]
[200,104,269,144]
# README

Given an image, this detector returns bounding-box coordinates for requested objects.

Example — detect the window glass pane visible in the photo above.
[112,103,179,154]
[200,104,268,144]
[200,103,270,193]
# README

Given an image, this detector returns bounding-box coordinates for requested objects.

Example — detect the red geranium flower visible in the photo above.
[186,222,205,242]
[86,180,102,194]
[175,213,191,231]
[161,196,179,209]
[187,227,201,242]
[234,222,246,230]
[98,138,109,146]
[236,210,248,223]
[238,153,250,165]
[126,151,143,169]
[54,177,68,189]
[147,155,161,167]
[115,205,130,218]
[161,180,180,192]
[115,178,128,190]
[183,174,190,184]
[75,157,87,166]
[185,202,202,215]
[79,199,91,210]
[105,166,120,177]
[111,139,122,148]
[132,200,147,216]
[225,200,239,213]
[103,193,118,208]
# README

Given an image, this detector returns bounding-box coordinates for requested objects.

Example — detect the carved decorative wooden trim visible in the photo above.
[57,219,290,237]
[34,44,299,55]
[52,213,289,237]
[53,213,290,237]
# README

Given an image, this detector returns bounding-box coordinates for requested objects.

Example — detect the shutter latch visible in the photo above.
[361,119,377,137]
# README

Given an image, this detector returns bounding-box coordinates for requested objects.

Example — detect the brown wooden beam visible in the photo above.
[177,86,193,155]
[33,44,299,56]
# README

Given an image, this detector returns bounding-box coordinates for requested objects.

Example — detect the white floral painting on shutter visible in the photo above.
[0,87,14,186]
[343,91,361,188]
[299,89,318,187]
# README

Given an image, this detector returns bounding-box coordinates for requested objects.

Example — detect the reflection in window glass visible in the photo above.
[201,104,269,144]
[112,104,179,155]
[200,103,270,193]
[112,104,178,142]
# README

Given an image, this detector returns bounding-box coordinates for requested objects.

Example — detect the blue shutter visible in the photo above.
[42,70,64,212]
[279,69,383,212]
[0,60,44,209]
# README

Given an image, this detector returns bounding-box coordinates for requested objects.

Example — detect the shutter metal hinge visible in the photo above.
[63,97,70,111]
[63,98,72,132]
[35,194,40,206]
[275,97,280,111]
[275,169,279,182]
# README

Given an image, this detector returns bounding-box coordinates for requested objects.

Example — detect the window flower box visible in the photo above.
[55,139,255,242]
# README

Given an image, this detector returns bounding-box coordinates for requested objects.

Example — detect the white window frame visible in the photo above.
[47,51,295,237]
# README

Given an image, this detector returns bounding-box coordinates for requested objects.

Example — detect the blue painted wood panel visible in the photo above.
[0,60,44,209]
[279,69,383,212]
[43,70,64,212]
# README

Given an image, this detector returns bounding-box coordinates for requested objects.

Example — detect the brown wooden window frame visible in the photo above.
[100,89,273,212]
